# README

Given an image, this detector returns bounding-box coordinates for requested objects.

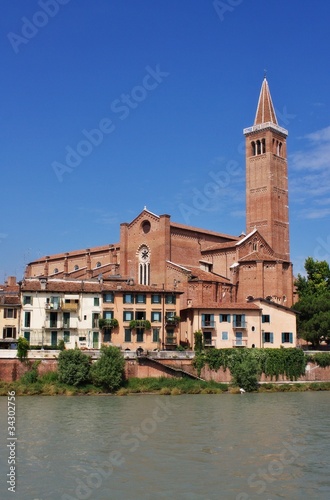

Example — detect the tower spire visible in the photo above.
[254,77,278,125]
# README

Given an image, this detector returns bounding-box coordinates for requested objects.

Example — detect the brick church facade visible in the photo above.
[20,78,296,349]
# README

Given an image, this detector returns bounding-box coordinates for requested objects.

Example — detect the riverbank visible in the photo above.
[1,375,330,396]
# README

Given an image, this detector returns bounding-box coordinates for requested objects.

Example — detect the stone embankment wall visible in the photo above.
[1,357,330,383]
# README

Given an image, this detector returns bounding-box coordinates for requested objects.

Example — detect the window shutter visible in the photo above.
[289,332,293,343]
[281,332,285,343]
[242,314,245,324]
[270,332,274,344]
[210,314,214,321]
[262,331,265,343]
[219,314,223,323]
[228,315,231,323]
[202,314,205,322]
[262,315,265,323]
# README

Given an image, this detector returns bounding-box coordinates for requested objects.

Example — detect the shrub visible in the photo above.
[58,339,66,351]
[90,345,125,391]
[231,357,259,392]
[17,337,30,361]
[194,331,204,353]
[58,349,91,386]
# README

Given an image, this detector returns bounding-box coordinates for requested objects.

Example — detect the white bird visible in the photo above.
[239,388,246,393]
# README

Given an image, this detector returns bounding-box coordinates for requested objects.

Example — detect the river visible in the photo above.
[0,392,330,499]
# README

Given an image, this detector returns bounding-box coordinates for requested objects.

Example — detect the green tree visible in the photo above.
[194,330,204,353]
[58,349,91,386]
[295,257,330,296]
[293,257,330,347]
[17,336,30,361]
[90,345,125,391]
[230,357,259,392]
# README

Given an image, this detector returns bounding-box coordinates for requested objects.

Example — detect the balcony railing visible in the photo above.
[232,321,247,329]
[201,321,216,328]
[232,339,248,347]
[165,336,177,345]
[204,339,215,347]
[45,303,61,311]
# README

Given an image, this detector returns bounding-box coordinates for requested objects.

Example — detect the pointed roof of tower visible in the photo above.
[243,77,288,137]
[254,77,277,125]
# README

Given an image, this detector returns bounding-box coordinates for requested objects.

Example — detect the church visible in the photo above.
[22,78,297,350]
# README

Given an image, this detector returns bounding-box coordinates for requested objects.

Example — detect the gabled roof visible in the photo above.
[254,77,278,125]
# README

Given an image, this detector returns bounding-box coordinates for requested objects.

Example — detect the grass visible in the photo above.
[1,373,330,396]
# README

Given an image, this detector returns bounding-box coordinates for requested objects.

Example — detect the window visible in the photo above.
[262,315,270,323]
[74,265,79,271]
[63,312,70,328]
[135,294,146,304]
[63,331,70,343]
[138,246,150,285]
[219,314,230,323]
[103,330,111,342]
[151,294,161,304]
[152,329,159,343]
[124,329,131,342]
[50,312,57,328]
[3,327,16,338]
[123,311,133,322]
[92,313,99,328]
[165,294,176,304]
[4,308,17,319]
[263,332,274,343]
[96,261,101,268]
[103,311,114,320]
[24,312,31,328]
[221,331,228,341]
[203,332,212,346]
[135,311,146,320]
[23,296,32,305]
[282,332,293,344]
[151,311,161,322]
[123,293,134,304]
[136,328,144,342]
[233,314,245,327]
[24,331,30,342]
[103,292,114,303]
[94,297,100,307]
[202,314,214,327]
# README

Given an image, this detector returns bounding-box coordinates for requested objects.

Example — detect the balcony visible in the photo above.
[45,303,61,311]
[61,301,79,312]
[232,339,248,347]
[232,320,247,329]
[204,338,215,347]
[201,320,216,328]
[165,316,180,327]
[165,336,177,345]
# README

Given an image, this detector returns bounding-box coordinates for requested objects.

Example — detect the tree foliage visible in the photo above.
[293,257,330,347]
[17,337,30,361]
[90,345,125,391]
[194,330,204,353]
[58,349,91,386]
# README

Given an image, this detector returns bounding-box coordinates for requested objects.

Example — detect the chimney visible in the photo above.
[7,276,16,286]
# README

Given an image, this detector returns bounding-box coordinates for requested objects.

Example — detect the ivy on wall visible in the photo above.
[193,348,307,382]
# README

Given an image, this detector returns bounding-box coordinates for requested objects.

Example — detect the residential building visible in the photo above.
[0,277,20,348]
[20,278,182,351]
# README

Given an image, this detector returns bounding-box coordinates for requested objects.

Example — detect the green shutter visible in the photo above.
[262,331,265,343]
[281,332,285,343]
[270,332,274,344]
[289,332,293,343]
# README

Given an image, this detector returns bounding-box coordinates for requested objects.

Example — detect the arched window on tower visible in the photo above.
[261,138,266,153]
[138,246,150,285]
[251,141,256,156]
[256,140,261,155]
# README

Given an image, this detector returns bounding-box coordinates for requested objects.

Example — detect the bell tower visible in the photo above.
[243,78,290,261]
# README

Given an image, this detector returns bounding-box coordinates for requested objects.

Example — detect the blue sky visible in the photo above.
[1,0,330,281]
